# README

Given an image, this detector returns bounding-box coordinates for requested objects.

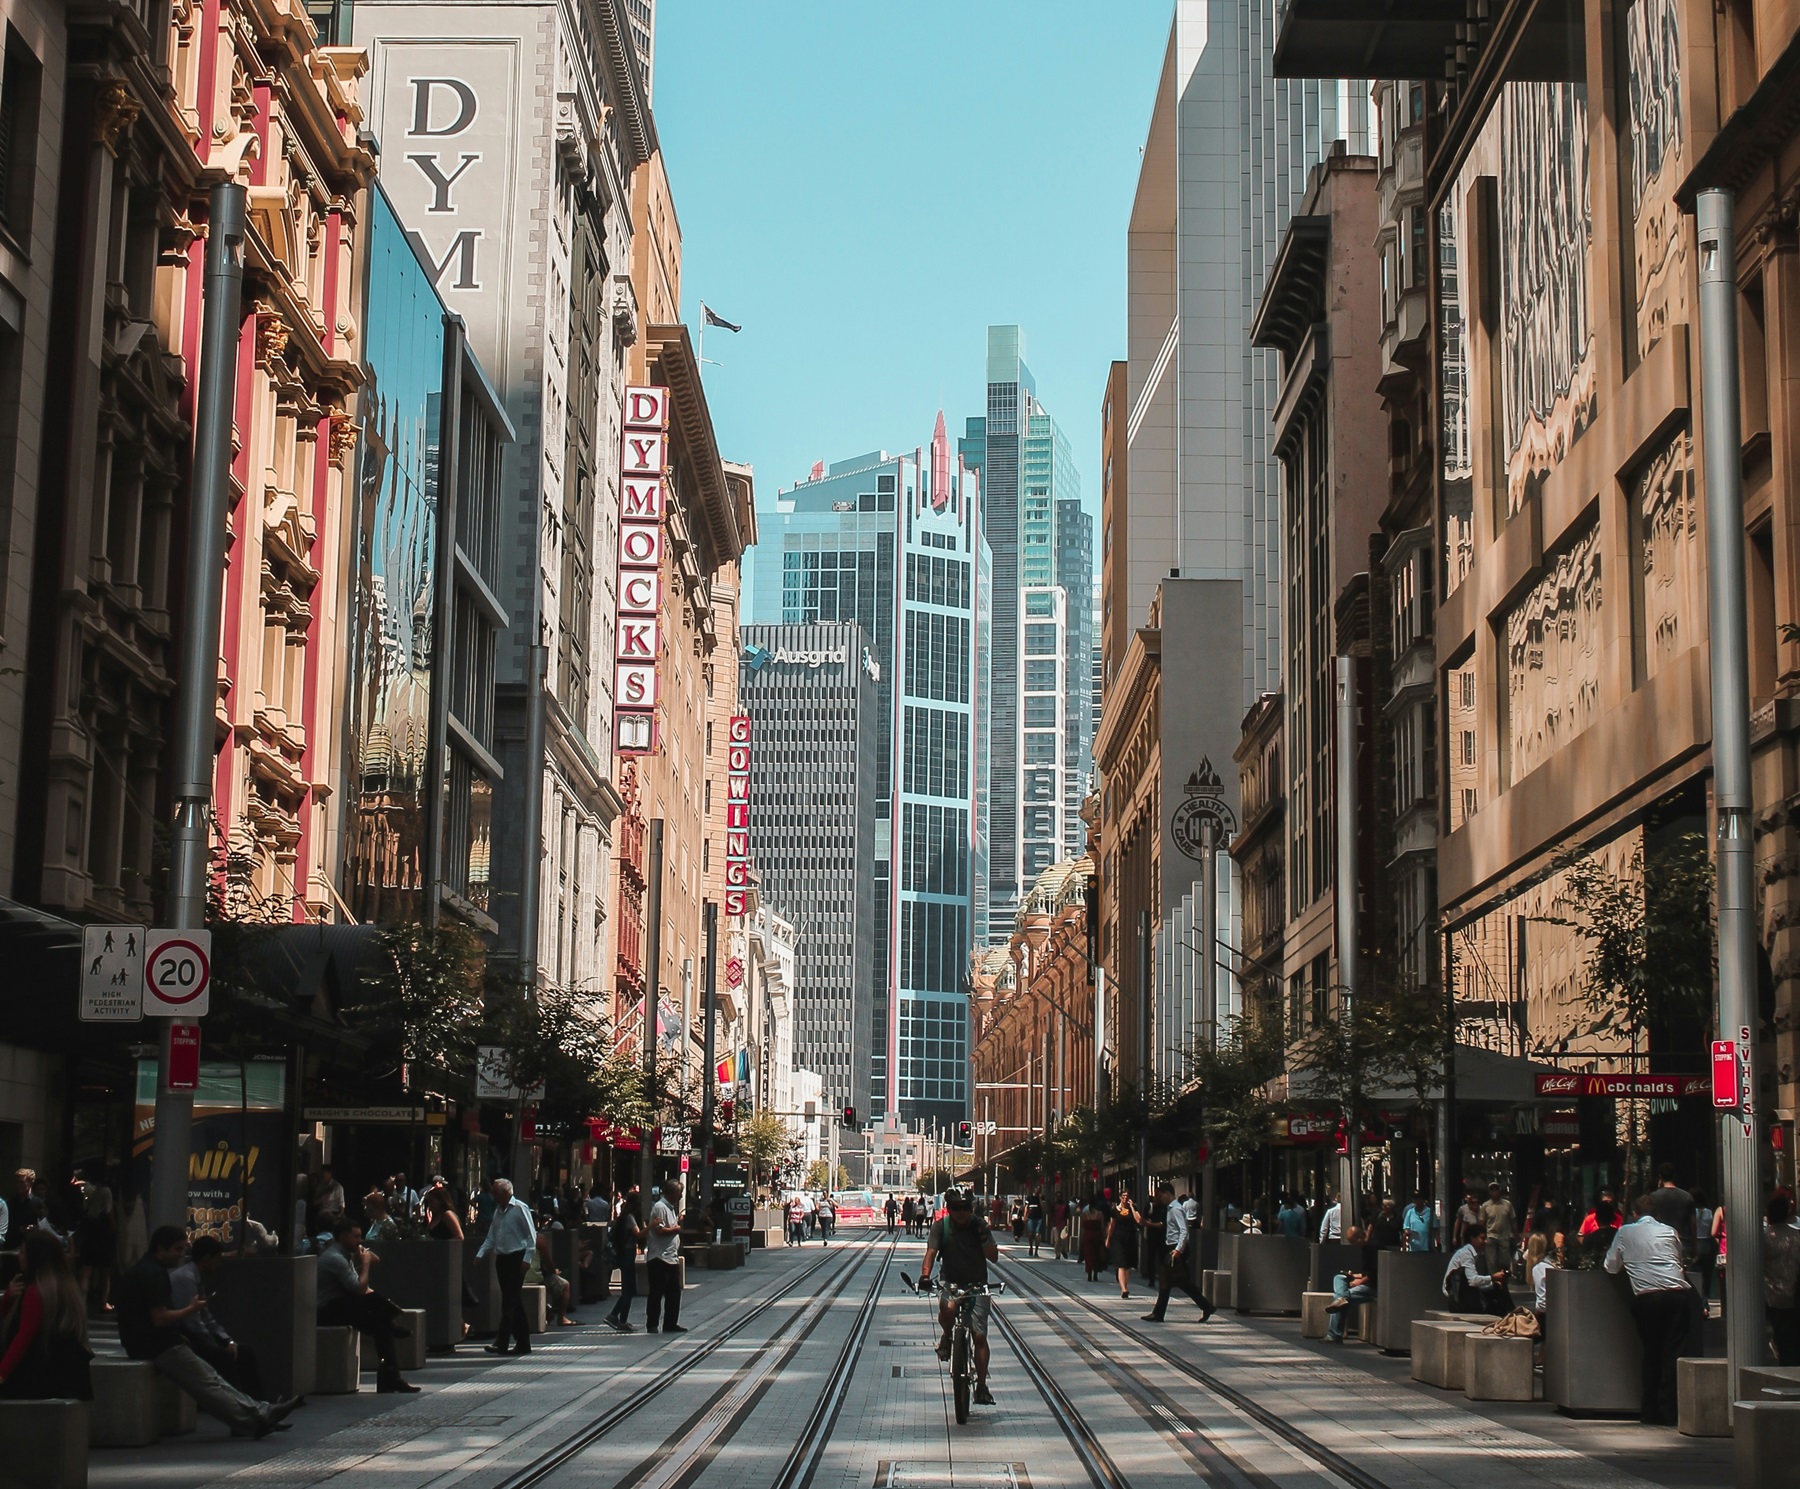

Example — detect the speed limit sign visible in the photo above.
[144,929,211,1016]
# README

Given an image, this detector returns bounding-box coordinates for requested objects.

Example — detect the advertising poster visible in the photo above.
[133,1058,291,1243]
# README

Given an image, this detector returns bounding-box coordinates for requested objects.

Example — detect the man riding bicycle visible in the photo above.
[919,1187,1000,1405]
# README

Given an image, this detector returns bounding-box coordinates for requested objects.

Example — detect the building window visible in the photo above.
[0,30,42,246]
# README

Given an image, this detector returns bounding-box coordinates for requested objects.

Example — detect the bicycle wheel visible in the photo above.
[951,1331,971,1424]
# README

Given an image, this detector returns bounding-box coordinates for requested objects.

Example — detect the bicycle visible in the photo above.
[900,1274,1004,1424]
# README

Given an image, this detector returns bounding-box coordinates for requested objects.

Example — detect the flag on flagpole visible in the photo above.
[702,303,742,333]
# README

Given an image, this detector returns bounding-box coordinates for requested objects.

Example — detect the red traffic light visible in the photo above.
[842,1104,856,1125]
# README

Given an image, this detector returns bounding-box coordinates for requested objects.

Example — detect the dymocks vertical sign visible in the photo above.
[616,387,669,754]
[724,715,751,915]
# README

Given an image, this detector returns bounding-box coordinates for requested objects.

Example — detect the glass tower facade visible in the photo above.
[962,327,1091,927]
[749,426,989,1125]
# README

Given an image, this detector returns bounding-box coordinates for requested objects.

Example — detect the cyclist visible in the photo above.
[919,1186,999,1405]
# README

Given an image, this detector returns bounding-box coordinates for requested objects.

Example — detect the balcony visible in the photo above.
[1273,0,1461,81]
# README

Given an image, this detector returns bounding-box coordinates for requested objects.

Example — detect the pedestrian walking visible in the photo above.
[1105,1195,1141,1299]
[1578,1190,1623,1261]
[606,1191,643,1332]
[817,1195,835,1244]
[1277,1193,1306,1239]
[1692,1189,1719,1302]
[117,1227,298,1436]
[1026,1192,1045,1257]
[1645,1164,1697,1257]
[1317,1191,1343,1242]
[884,1194,899,1233]
[1604,1192,1692,1425]
[1479,1183,1517,1276]
[1080,1194,1107,1281]
[1010,1199,1025,1242]
[1453,1190,1481,1248]
[1764,1192,1800,1366]
[478,1177,538,1358]
[1141,1181,1212,1323]
[1401,1191,1436,1251]
[787,1193,807,1246]
[645,1180,686,1335]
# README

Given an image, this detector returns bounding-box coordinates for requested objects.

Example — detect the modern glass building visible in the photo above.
[737,622,877,1124]
[962,327,1091,924]
[748,417,989,1125]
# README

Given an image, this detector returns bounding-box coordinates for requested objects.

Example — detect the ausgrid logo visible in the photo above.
[773,647,846,668]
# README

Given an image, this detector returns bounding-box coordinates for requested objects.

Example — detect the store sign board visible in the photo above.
[615,386,668,756]
[724,714,751,916]
[1533,1072,1709,1098]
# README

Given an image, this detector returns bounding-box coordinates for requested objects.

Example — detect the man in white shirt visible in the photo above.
[1442,1223,1510,1314]
[1142,1182,1214,1322]
[1604,1194,1692,1425]
[645,1179,687,1334]
[477,1178,538,1357]
[1318,1192,1344,1242]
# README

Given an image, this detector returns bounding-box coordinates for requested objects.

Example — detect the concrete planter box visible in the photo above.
[1231,1234,1308,1315]
[461,1242,501,1337]
[1309,1242,1363,1292]
[1371,1250,1447,1354]
[207,1254,316,1399]
[1545,1268,1641,1417]
[368,1239,463,1351]
[0,1400,88,1488]
[1737,1402,1800,1488]
[1743,1366,1800,1400]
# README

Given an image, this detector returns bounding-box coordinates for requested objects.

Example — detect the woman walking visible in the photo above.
[1106,1194,1142,1299]
[606,1191,643,1333]
[1080,1194,1108,1281]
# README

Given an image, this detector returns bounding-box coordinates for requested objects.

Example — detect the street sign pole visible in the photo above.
[640,820,665,1200]
[152,180,245,1234]
[1696,187,1765,1402]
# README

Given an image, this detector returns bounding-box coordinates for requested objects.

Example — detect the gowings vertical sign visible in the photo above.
[724,715,752,915]
[615,387,669,754]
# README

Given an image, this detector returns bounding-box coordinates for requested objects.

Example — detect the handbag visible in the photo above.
[1482,1307,1540,1339]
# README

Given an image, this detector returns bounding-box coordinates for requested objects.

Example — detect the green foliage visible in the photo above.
[1182,1013,1288,1165]
[918,1167,957,1193]
[805,1160,851,1191]
[1550,832,1714,1048]
[345,920,487,1076]
[738,1109,793,1181]
[1287,971,1448,1119]
[479,980,646,1129]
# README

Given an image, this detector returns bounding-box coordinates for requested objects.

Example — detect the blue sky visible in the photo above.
[654,2,1172,522]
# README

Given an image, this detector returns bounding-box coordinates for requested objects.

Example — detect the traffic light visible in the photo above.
[842,1104,856,1126]
[957,1120,972,1144]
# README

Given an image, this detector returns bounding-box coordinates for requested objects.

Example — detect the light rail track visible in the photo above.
[1001,1259,1396,1489]
[488,1232,883,1489]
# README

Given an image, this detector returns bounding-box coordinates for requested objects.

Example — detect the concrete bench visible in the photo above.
[1735,1401,1800,1488]
[155,1372,195,1437]
[361,1308,428,1374]
[1300,1291,1333,1339]
[315,1326,361,1393]
[520,1284,548,1334]
[87,1359,158,1448]
[1464,1333,1534,1402]
[1678,1356,1730,1437]
[1409,1320,1483,1390]
[0,1399,88,1487]
[1742,1365,1800,1400]
[707,1243,743,1271]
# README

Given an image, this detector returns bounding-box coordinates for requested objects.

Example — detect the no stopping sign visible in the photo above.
[145,929,211,1016]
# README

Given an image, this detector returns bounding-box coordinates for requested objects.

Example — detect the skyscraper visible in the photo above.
[749,419,988,1125]
[622,0,654,100]
[737,622,877,1124]
[962,327,1090,921]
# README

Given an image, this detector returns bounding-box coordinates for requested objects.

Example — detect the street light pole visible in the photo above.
[1696,187,1765,1400]
[1336,656,1361,1216]
[152,181,247,1234]
[639,821,665,1199]
[1200,817,1218,1231]
[698,900,718,1228]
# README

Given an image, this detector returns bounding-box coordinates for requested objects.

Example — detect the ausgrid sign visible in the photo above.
[771,647,845,668]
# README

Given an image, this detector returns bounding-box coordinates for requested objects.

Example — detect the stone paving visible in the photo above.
[87,1230,1737,1489]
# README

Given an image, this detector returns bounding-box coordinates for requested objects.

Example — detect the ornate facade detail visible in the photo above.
[91,79,142,154]
[1504,520,1603,784]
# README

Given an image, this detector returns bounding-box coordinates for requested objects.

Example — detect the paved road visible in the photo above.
[93,1226,1732,1489]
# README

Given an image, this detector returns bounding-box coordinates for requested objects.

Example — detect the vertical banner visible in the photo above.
[724,714,751,915]
[615,386,669,754]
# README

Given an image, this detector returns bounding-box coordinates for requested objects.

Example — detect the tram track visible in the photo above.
[487,1232,880,1489]
[1000,1259,1395,1489]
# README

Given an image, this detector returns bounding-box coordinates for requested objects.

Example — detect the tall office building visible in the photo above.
[961,327,1090,920]
[749,419,988,1124]
[737,622,877,1125]
[622,0,654,99]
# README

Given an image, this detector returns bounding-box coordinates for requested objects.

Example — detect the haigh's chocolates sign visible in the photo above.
[615,387,669,754]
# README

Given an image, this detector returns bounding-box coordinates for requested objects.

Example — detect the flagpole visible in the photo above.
[697,301,704,373]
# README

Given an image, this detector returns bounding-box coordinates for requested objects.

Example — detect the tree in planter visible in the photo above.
[1047,1106,1107,1188]
[918,1168,957,1194]
[348,920,487,1081]
[1181,1012,1287,1214]
[1548,831,1714,1197]
[738,1110,791,1192]
[805,1160,850,1191]
[478,980,655,1136]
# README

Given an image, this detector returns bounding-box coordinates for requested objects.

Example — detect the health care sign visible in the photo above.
[725,715,751,916]
[615,387,670,754]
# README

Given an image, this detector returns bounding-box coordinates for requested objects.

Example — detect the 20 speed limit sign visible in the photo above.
[144,929,211,1016]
